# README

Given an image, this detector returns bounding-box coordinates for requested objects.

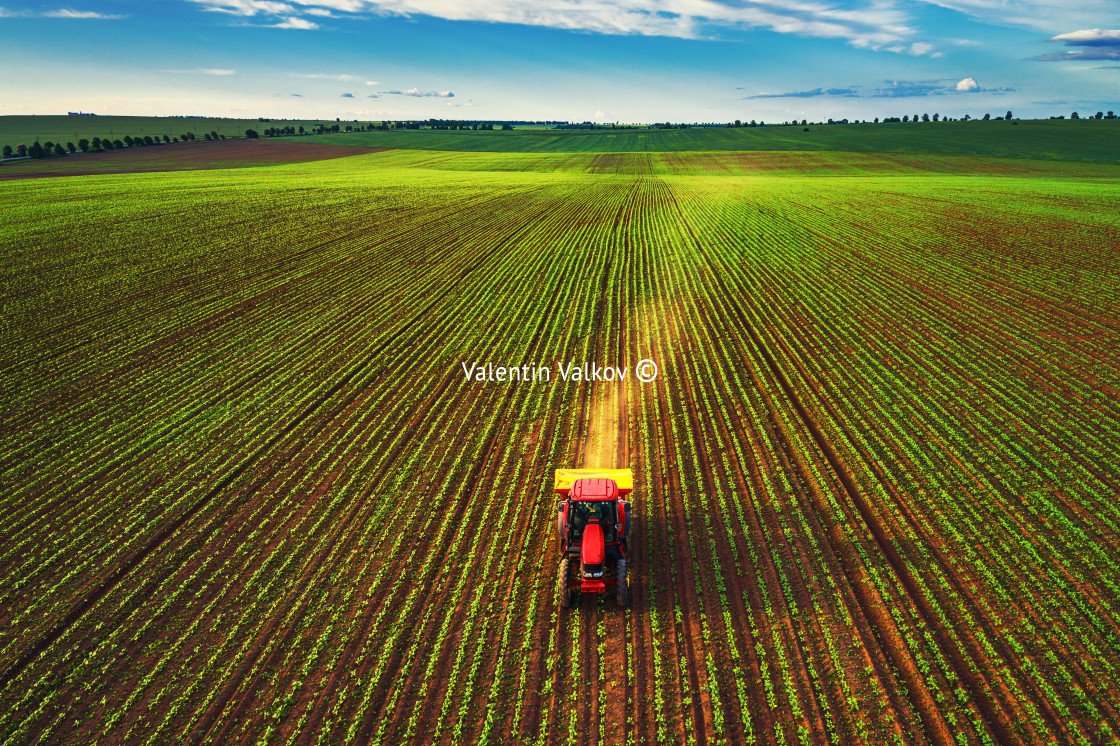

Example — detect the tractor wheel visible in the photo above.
[616,558,629,608]
[558,556,573,608]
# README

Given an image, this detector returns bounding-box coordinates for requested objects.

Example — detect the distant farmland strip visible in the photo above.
[280,118,1120,163]
[0,139,387,180]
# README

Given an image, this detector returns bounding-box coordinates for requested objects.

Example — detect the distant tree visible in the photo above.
[873,116,879,123]
[203,133,212,141]
[1096,111,1104,119]
[1070,111,1079,119]
[103,139,115,150]
[67,142,76,153]
[124,135,135,146]
[91,137,102,150]
[501,123,513,130]
[144,135,154,145]
[983,113,990,120]
[2,145,11,158]
[220,135,226,139]
[734,119,741,127]
[1005,111,1012,120]
[16,144,27,156]
[163,135,170,143]
[210,130,219,140]
[29,141,45,159]
[185,132,195,141]
[932,113,939,121]
[245,128,259,139]
[802,127,810,132]
[922,113,930,122]
[903,115,909,122]
[963,114,971,121]
[53,143,66,156]
[78,138,90,151]
[1107,111,1116,119]
[298,126,305,134]
[113,139,124,149]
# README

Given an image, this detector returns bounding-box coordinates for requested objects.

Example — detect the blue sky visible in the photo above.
[1,0,1117,122]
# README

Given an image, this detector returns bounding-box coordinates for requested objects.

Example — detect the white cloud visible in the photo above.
[162,68,237,75]
[383,87,454,97]
[1035,30,1120,60]
[291,72,360,80]
[910,1,1118,32]
[289,0,364,11]
[190,0,294,15]
[1050,29,1120,45]
[364,80,378,85]
[369,0,917,47]
[269,15,318,27]
[184,0,929,50]
[955,76,979,91]
[43,8,124,18]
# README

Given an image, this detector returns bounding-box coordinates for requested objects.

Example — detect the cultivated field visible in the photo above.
[1,145,1119,744]
[0,140,388,180]
[284,118,1120,162]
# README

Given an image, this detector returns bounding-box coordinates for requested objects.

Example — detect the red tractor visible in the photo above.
[555,469,633,608]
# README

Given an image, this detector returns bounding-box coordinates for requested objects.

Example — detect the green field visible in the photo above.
[5,115,1119,165]
[3,140,1119,744]
[280,118,1120,161]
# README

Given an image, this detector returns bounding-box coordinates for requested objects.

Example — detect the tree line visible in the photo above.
[1,130,233,160]
[726,110,1117,127]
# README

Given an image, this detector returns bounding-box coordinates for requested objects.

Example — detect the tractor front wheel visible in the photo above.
[558,556,574,608]
[616,558,629,608]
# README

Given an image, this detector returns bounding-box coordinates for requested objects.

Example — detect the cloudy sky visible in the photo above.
[0,0,1117,122]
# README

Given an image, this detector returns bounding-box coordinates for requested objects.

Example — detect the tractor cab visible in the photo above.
[554,469,634,608]
[568,498,618,544]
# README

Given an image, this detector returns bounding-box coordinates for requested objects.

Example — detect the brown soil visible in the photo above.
[0,139,388,179]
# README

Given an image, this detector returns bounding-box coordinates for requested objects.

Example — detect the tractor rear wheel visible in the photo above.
[616,558,628,608]
[558,556,573,608]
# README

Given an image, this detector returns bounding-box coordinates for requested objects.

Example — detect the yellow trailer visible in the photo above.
[553,468,634,496]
